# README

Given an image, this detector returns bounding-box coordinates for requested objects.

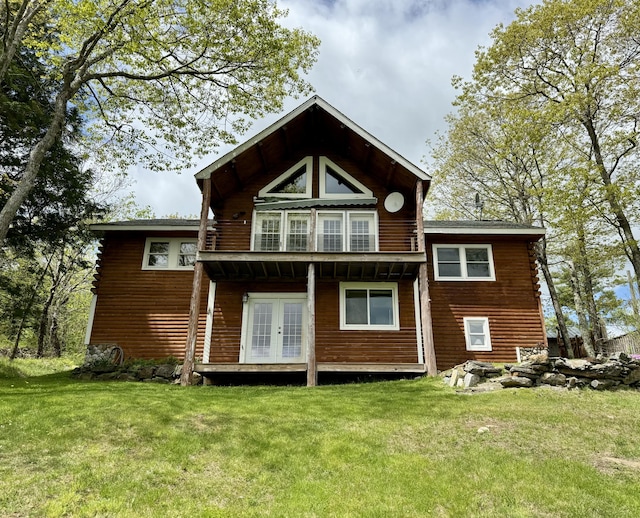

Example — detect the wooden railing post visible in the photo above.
[181,178,212,386]
[307,208,317,386]
[415,180,438,375]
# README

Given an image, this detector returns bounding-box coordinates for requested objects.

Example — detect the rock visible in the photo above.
[449,368,460,388]
[477,427,490,434]
[192,372,203,385]
[566,377,578,389]
[508,365,540,379]
[464,373,480,389]
[500,376,533,388]
[622,367,640,385]
[95,372,118,380]
[173,365,183,377]
[150,376,170,384]
[540,372,566,386]
[135,366,156,379]
[609,351,630,363]
[464,360,502,377]
[591,379,618,390]
[155,364,177,379]
[116,373,138,382]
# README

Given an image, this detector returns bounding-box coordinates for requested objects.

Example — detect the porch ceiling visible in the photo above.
[198,251,426,281]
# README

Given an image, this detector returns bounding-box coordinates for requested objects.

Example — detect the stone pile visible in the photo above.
[73,361,203,384]
[443,352,640,391]
[503,352,640,390]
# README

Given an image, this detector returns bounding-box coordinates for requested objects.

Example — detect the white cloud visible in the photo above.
[127,0,533,217]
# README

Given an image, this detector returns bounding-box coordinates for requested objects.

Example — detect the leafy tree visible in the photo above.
[464,0,640,294]
[0,0,319,244]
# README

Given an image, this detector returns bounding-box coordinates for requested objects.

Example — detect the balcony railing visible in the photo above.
[205,219,419,253]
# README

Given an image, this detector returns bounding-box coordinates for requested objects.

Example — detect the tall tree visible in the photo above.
[0,0,319,244]
[466,0,640,294]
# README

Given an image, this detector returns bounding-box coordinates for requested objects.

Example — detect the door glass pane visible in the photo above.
[345,289,368,324]
[251,303,273,358]
[369,289,393,325]
[281,302,303,358]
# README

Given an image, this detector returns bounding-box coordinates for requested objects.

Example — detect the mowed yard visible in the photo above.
[1,360,640,517]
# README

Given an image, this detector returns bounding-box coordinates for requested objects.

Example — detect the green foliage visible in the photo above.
[1,376,640,516]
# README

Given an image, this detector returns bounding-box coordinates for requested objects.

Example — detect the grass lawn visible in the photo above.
[1,359,640,517]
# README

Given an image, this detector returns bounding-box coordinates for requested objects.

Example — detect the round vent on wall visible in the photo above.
[384,192,404,213]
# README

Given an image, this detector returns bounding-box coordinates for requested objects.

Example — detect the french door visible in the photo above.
[242,294,307,363]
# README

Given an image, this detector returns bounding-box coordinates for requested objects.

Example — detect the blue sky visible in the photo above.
[127,0,533,217]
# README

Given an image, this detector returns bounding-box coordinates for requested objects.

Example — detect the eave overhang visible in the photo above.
[198,251,426,281]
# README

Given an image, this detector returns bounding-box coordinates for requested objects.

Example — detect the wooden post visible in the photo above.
[415,180,438,376]
[181,178,211,386]
[307,209,317,387]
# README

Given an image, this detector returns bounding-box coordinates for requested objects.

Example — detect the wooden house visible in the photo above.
[87,97,547,384]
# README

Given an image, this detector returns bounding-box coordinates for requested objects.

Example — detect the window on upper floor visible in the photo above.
[432,244,495,281]
[319,157,373,199]
[251,210,378,252]
[463,317,492,351]
[258,157,313,199]
[339,282,399,330]
[142,238,197,270]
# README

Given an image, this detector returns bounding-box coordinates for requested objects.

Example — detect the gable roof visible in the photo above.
[90,219,202,232]
[195,96,429,206]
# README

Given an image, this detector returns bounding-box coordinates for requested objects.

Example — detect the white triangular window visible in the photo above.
[258,157,312,199]
[319,157,373,199]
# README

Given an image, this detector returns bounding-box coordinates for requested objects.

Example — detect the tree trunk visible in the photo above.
[535,238,574,358]
[0,88,70,245]
[582,118,640,297]
[569,264,595,357]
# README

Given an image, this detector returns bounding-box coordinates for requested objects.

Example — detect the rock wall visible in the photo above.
[443,352,640,391]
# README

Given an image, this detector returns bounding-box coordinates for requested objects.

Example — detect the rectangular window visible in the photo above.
[463,317,492,351]
[349,213,375,252]
[254,213,281,251]
[433,245,495,281]
[340,282,399,330]
[318,213,344,252]
[143,238,197,270]
[286,213,310,252]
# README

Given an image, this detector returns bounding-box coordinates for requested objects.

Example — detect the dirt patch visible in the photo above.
[594,456,640,474]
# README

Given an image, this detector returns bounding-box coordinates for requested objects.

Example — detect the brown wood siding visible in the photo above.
[211,151,416,253]
[427,236,545,369]
[208,279,419,364]
[90,231,207,360]
[315,280,418,363]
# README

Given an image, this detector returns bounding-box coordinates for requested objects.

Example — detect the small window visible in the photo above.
[286,213,310,251]
[254,213,281,251]
[433,245,495,281]
[317,213,344,252]
[258,157,313,199]
[463,317,492,351]
[340,282,399,330]
[143,238,197,270]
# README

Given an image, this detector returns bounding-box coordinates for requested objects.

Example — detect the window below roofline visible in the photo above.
[432,244,495,281]
[142,238,197,270]
[251,209,379,252]
[339,282,400,331]
[463,317,492,352]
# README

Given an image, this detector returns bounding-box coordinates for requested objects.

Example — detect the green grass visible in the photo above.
[1,363,640,517]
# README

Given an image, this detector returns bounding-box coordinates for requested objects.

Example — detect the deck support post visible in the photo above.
[415,180,438,376]
[307,208,317,387]
[181,178,212,386]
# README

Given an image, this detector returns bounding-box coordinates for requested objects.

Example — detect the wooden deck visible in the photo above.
[194,362,426,374]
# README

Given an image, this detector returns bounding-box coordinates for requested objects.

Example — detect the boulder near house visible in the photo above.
[86,97,547,384]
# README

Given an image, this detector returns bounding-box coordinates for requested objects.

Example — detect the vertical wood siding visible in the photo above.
[427,236,545,369]
[90,231,207,360]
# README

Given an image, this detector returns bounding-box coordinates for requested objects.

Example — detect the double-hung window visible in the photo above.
[143,238,197,270]
[316,211,376,252]
[340,282,399,330]
[433,245,495,280]
[253,212,311,252]
[463,317,492,351]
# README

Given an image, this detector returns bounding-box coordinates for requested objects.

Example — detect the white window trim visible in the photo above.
[319,156,373,199]
[463,317,492,352]
[432,244,495,281]
[142,238,197,270]
[339,282,400,331]
[317,210,378,252]
[251,210,283,251]
[258,156,313,199]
